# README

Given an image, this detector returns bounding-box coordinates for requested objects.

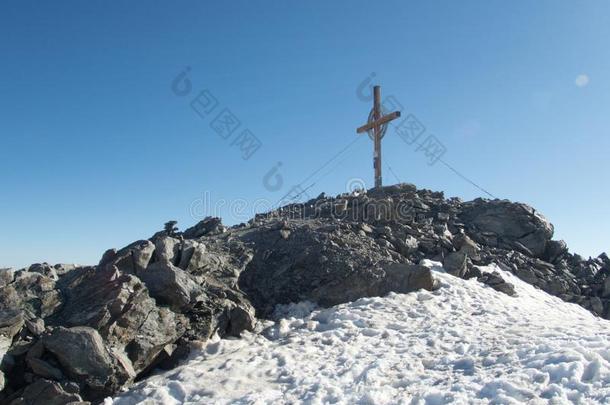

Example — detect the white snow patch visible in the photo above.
[108,263,610,404]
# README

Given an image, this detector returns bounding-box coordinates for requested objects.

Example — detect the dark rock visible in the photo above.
[26,357,63,380]
[153,236,180,265]
[42,326,130,400]
[9,378,83,405]
[24,319,44,336]
[444,252,468,278]
[239,221,378,311]
[378,183,417,195]
[178,240,205,270]
[0,269,14,288]
[98,248,118,268]
[0,309,24,391]
[396,235,418,256]
[452,233,479,257]
[544,278,570,296]
[0,309,25,343]
[226,304,256,336]
[123,241,156,275]
[588,297,604,316]
[140,261,202,311]
[26,263,58,281]
[360,223,373,234]
[543,240,568,264]
[49,265,187,379]
[602,277,610,298]
[513,266,539,286]
[384,263,437,292]
[99,240,156,276]
[459,199,553,258]
[52,264,79,277]
[175,239,257,340]
[464,265,482,280]
[183,217,224,239]
[152,342,190,371]
[0,271,61,319]
[239,219,436,313]
[478,271,516,296]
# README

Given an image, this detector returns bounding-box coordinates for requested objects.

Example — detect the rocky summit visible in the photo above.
[1,183,608,404]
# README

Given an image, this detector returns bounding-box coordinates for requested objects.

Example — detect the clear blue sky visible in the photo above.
[1,1,609,268]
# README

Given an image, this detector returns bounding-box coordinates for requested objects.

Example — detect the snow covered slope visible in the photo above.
[108,263,610,404]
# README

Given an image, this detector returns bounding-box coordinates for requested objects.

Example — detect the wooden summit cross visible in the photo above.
[356,86,401,189]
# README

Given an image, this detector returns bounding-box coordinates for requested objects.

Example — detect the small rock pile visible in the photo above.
[0,183,607,404]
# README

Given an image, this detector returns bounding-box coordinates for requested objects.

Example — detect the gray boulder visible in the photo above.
[0,309,24,391]
[0,309,24,344]
[99,240,155,275]
[543,240,568,264]
[42,326,130,400]
[601,276,610,298]
[0,271,61,319]
[478,271,516,296]
[0,269,14,288]
[184,284,257,341]
[382,263,437,292]
[544,277,571,296]
[153,236,180,264]
[308,262,436,306]
[452,233,479,257]
[395,235,419,256]
[238,220,436,312]
[140,261,202,311]
[25,318,44,336]
[183,217,224,239]
[586,296,604,316]
[459,199,554,258]
[178,238,258,340]
[178,239,206,271]
[26,263,58,280]
[444,251,469,278]
[52,263,79,277]
[126,240,156,274]
[26,357,64,380]
[9,378,83,405]
[306,262,436,306]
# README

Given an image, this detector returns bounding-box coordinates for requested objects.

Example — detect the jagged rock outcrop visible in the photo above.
[49,264,188,378]
[0,183,607,403]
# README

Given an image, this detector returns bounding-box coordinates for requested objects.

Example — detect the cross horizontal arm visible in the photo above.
[356,111,401,134]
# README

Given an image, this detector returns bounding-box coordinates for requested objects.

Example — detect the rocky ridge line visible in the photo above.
[0,183,608,404]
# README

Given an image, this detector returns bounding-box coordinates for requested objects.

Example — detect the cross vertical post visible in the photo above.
[356,85,402,190]
[373,86,382,188]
